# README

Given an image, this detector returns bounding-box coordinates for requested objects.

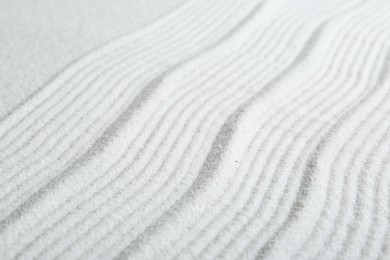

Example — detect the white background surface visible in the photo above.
[0,0,187,118]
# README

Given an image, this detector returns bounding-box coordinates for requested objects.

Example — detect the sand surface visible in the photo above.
[0,0,390,259]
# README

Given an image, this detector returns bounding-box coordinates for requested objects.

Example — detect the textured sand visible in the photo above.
[0,0,390,259]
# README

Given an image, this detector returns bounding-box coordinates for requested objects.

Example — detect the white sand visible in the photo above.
[0,0,390,259]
